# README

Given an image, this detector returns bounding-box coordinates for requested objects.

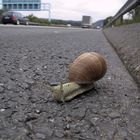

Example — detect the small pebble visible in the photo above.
[49,118,54,123]
[19,68,23,71]
[0,83,4,86]
[44,66,47,69]
[0,109,6,112]
[108,111,120,119]
[107,77,111,80]
[35,109,41,114]
[135,65,140,71]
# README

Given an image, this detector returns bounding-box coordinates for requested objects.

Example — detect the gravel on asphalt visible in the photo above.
[0,26,140,140]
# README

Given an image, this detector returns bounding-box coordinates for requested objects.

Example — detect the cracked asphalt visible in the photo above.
[0,25,140,140]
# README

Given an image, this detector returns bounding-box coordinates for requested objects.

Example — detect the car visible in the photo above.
[67,24,71,27]
[96,26,101,29]
[1,11,29,25]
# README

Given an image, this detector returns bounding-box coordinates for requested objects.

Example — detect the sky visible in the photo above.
[0,0,128,21]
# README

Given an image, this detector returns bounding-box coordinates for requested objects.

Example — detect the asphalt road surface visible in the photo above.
[0,25,140,140]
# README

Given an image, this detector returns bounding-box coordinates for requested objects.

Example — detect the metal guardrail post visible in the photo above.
[106,0,140,27]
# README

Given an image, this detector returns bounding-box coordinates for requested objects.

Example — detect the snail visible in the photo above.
[51,52,107,102]
[69,52,107,84]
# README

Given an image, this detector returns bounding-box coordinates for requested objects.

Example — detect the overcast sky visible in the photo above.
[50,0,127,21]
[0,0,128,21]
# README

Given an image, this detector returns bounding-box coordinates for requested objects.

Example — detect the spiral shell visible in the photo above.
[68,52,107,84]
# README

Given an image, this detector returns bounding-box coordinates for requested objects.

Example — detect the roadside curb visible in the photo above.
[103,28,140,88]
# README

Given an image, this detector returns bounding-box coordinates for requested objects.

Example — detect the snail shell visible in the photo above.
[68,52,107,84]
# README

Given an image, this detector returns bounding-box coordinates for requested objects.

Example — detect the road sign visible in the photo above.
[1,0,51,21]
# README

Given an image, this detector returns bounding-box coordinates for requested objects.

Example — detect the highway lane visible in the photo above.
[0,25,139,139]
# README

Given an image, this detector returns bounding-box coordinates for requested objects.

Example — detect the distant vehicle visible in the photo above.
[1,11,29,25]
[96,26,101,29]
[67,24,71,27]
[92,19,104,29]
[81,15,92,28]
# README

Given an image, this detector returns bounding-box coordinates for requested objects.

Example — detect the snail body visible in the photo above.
[51,52,107,102]
[52,82,94,102]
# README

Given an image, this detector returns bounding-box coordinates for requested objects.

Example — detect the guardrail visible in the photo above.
[106,0,140,27]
